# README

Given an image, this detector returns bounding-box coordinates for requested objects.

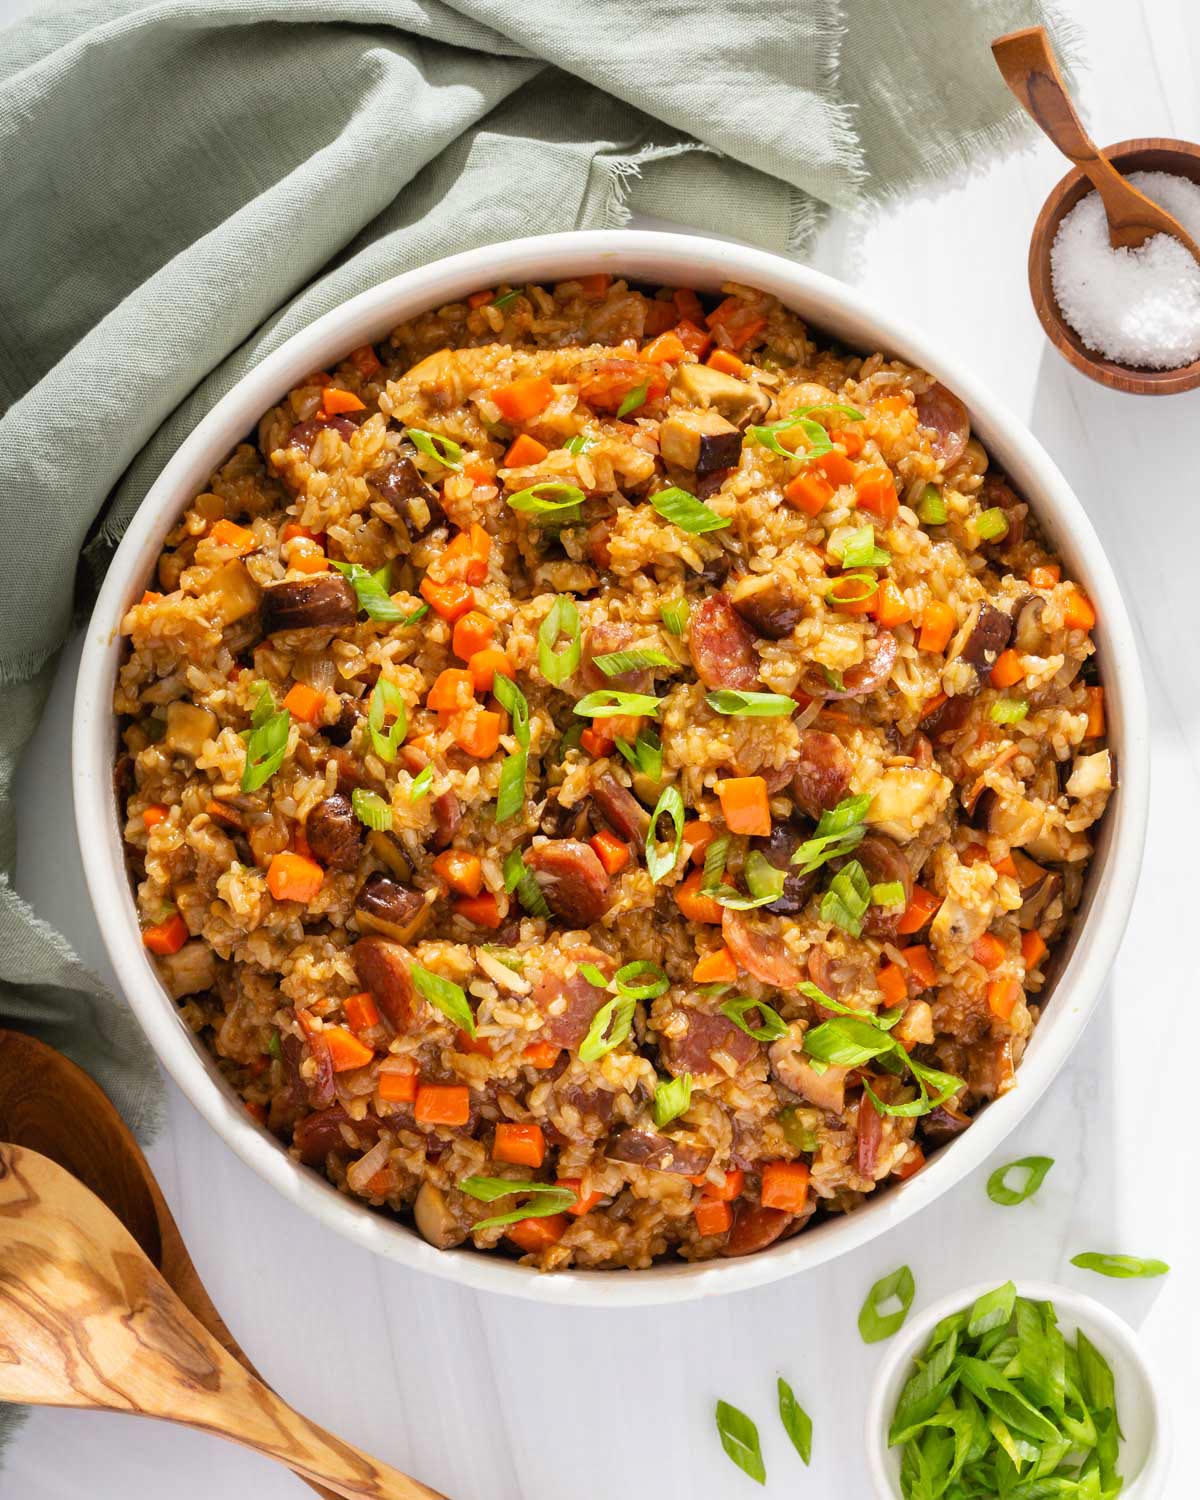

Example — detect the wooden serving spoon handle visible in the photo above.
[0,1144,445,1500]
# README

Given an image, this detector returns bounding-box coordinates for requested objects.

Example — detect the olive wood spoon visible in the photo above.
[992,26,1200,264]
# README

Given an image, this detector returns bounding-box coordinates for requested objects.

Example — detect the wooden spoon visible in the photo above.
[0,1032,440,1499]
[992,26,1200,264]
[0,1141,445,1500]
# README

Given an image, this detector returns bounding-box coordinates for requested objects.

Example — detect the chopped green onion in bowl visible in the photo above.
[916,484,948,525]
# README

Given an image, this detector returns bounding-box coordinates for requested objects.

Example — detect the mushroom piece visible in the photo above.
[305,792,363,871]
[670,362,771,429]
[659,409,744,475]
[354,873,429,944]
[958,603,1013,675]
[769,1025,849,1114]
[164,701,217,759]
[262,575,358,635]
[413,1182,467,1250]
[729,574,805,640]
[1017,871,1063,931]
[1066,749,1113,799]
[369,450,445,536]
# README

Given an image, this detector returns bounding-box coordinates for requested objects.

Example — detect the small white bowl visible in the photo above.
[865,1280,1172,1499]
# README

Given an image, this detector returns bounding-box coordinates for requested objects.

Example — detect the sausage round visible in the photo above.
[688,593,760,690]
[524,840,613,925]
[915,382,970,467]
[262,575,358,635]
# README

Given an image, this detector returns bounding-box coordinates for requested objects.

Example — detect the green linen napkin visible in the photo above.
[0,0,1076,1457]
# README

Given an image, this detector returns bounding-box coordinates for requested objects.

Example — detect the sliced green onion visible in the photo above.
[331,561,406,622]
[719,995,788,1041]
[494,749,527,824]
[573,689,662,719]
[791,794,872,875]
[616,381,649,418]
[820,858,871,937]
[822,666,845,693]
[409,764,433,801]
[250,681,276,728]
[613,960,670,1001]
[826,571,879,607]
[748,414,831,462]
[779,1106,820,1153]
[579,962,611,989]
[702,833,730,892]
[615,727,663,784]
[660,597,690,635]
[916,484,948,525]
[490,289,522,310]
[987,1156,1055,1206]
[653,1073,692,1127]
[976,506,1010,542]
[871,880,906,909]
[579,993,636,1062]
[407,428,462,470]
[715,1400,766,1486]
[268,1029,283,1062]
[538,595,581,686]
[507,481,584,525]
[711,850,786,910]
[1069,1252,1169,1279]
[990,698,1028,724]
[458,1177,577,1232]
[593,648,673,677]
[492,672,529,750]
[351,788,392,832]
[563,432,594,455]
[705,689,796,717]
[649,485,730,534]
[558,721,585,758]
[367,677,407,762]
[502,847,551,918]
[777,1378,812,1466]
[645,784,685,884]
[804,1014,897,1069]
[834,525,890,569]
[411,961,475,1037]
[242,690,290,793]
[967,1279,1016,1338]
[859,1264,916,1343]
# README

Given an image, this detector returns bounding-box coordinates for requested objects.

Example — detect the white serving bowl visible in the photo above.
[72,229,1149,1305]
[865,1280,1171,1498]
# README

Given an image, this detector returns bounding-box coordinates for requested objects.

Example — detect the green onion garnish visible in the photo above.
[563,432,595,455]
[834,525,891,569]
[986,1156,1055,1206]
[702,833,730,892]
[649,485,730,534]
[990,698,1029,724]
[644,783,685,884]
[825,571,878,607]
[492,672,529,749]
[502,847,551,918]
[573,689,661,719]
[715,1400,766,1486]
[976,506,1010,542]
[578,993,636,1062]
[458,1177,577,1232]
[820,858,871,937]
[267,1029,283,1062]
[747,402,862,461]
[538,595,581,686]
[331,560,406,622]
[653,1073,692,1127]
[710,850,786,910]
[777,1378,812,1466]
[613,960,670,1000]
[916,484,947,525]
[791,794,871,875]
[719,995,788,1041]
[351,788,392,831]
[409,764,433,801]
[871,880,906,909]
[615,727,663,785]
[779,1106,819,1153]
[616,381,649,418]
[242,685,290,793]
[494,749,527,824]
[593,648,673,677]
[508,482,584,525]
[1069,1251,1169,1279]
[705,689,796,717]
[400,602,430,627]
[490,289,522,310]
[858,1264,915,1343]
[407,428,463,470]
[411,961,475,1037]
[367,677,407,762]
[660,598,690,635]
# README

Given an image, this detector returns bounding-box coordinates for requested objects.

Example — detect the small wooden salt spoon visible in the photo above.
[992,26,1200,265]
[0,1036,442,1499]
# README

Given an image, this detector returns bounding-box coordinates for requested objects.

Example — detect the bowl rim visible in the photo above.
[71,228,1150,1305]
[863,1278,1173,1499]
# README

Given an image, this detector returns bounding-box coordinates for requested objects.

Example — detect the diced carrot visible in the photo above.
[874,393,910,416]
[973,932,1006,972]
[140,590,163,605]
[456,1028,494,1058]
[674,319,712,358]
[1084,686,1105,739]
[716,776,771,837]
[492,376,555,423]
[684,819,715,865]
[506,1214,567,1252]
[854,466,899,520]
[899,945,937,990]
[465,460,495,485]
[280,523,315,543]
[784,472,834,516]
[493,1122,546,1168]
[830,425,865,457]
[827,573,878,614]
[816,450,857,487]
[467,647,512,694]
[322,387,366,416]
[693,947,738,985]
[322,1026,375,1072]
[873,579,912,628]
[877,962,909,1007]
[349,344,382,379]
[705,296,767,350]
[1028,563,1061,589]
[642,330,687,364]
[557,1178,603,1216]
[694,1198,732,1237]
[142,804,168,830]
[377,1067,419,1103]
[467,289,493,309]
[918,600,956,654]
[432,524,492,586]
[266,852,324,904]
[990,649,1024,689]
[143,913,188,956]
[894,1145,926,1180]
[454,891,503,928]
[696,1167,745,1202]
[674,871,724,924]
[897,885,941,935]
[760,1161,811,1213]
[589,829,630,876]
[288,540,330,574]
[281,682,324,724]
[452,611,496,661]
[706,347,747,376]
[961,842,989,865]
[643,298,678,336]
[580,727,615,759]
[578,273,611,300]
[522,1041,561,1070]
[987,978,1022,1022]
[1021,930,1048,969]
[504,433,549,467]
[209,519,258,555]
[343,991,381,1034]
[433,850,484,897]
[426,668,476,714]
[414,1084,471,1126]
[673,287,705,323]
[419,576,475,620]
[1062,586,1096,632]
[991,852,1019,880]
[451,708,501,759]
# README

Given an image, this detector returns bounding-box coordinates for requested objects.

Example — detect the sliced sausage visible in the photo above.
[605,1130,713,1176]
[857,1094,883,1178]
[798,628,897,700]
[723,1204,793,1257]
[855,834,913,940]
[722,908,804,987]
[524,840,612,925]
[581,622,652,693]
[292,1105,384,1166]
[791,730,853,818]
[305,792,363,871]
[958,603,1012,674]
[353,935,418,1031]
[658,1007,760,1079]
[430,789,461,850]
[688,593,759,690]
[729,574,804,640]
[287,414,358,450]
[262,575,357,635]
[915,382,970,467]
[533,947,612,1047]
[590,773,650,853]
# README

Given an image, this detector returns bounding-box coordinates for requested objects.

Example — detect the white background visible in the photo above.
[4,0,1199,1496]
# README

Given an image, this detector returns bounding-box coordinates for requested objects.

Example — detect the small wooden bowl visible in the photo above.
[1030,137,1200,394]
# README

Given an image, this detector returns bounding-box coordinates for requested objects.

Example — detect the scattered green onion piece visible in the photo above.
[563,432,594,455]
[538,595,581,686]
[481,945,524,972]
[645,784,685,884]
[241,691,290,793]
[990,698,1029,724]
[719,995,788,1041]
[400,602,430,626]
[859,1264,916,1343]
[986,1156,1055,1206]
[613,960,670,1001]
[558,721,586,758]
[502,847,551,918]
[916,484,948,525]
[704,689,796,717]
[367,677,407,763]
[409,764,433,801]
[351,788,392,832]
[702,833,730,892]
[871,880,906,909]
[458,1177,577,1232]
[615,727,663,785]
[250,681,276,728]
[777,1378,812,1466]
[331,561,405,622]
[492,672,529,749]
[710,850,786,910]
[573,689,662,719]
[748,410,836,461]
[579,962,611,989]
[715,1400,766,1487]
[804,1014,899,1069]
[976,506,1010,542]
[826,571,879,607]
[820,858,871,937]
[660,597,690,635]
[822,666,845,693]
[649,484,730,534]
[507,481,585,525]
[1069,1252,1169,1280]
[616,381,649,418]
[494,749,527,824]
[835,525,891,569]
[490,289,522,310]
[791,793,871,875]
[653,1073,692,1128]
[578,993,637,1062]
[779,1107,820,1153]
[267,1030,283,1062]
[593,647,673,677]
[411,962,475,1038]
[407,428,463,470]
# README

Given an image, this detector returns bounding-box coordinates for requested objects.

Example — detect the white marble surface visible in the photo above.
[5,0,1200,1495]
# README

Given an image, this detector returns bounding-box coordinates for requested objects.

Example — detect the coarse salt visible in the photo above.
[1050,170,1200,369]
